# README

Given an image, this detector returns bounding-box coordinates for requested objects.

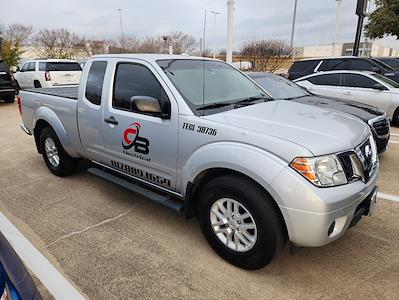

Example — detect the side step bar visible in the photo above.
[87,167,184,213]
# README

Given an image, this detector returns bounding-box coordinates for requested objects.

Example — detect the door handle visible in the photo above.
[104,116,118,125]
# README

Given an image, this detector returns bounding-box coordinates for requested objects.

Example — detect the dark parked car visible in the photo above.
[0,232,42,299]
[247,72,390,154]
[288,56,399,83]
[0,60,16,103]
[373,57,399,71]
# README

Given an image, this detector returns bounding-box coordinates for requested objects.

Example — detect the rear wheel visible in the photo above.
[39,127,79,176]
[197,175,285,269]
[393,108,399,126]
[34,80,42,88]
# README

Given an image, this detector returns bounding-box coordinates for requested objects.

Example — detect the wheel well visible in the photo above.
[33,119,51,153]
[393,106,399,126]
[185,168,288,240]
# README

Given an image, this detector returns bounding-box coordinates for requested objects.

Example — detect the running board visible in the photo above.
[87,167,184,213]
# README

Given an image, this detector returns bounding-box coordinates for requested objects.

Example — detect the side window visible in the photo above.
[308,74,341,86]
[113,63,169,114]
[21,63,29,72]
[289,60,319,73]
[318,59,343,71]
[349,59,373,71]
[342,74,378,89]
[27,62,36,71]
[38,62,46,71]
[85,61,107,105]
[331,60,351,70]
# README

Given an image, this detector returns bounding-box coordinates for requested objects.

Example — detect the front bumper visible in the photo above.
[270,165,378,247]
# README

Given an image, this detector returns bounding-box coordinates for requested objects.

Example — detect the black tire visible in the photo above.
[197,175,285,269]
[34,80,42,88]
[3,94,15,103]
[393,107,399,127]
[39,127,79,177]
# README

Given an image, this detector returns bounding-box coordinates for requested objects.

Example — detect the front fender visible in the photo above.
[33,106,79,157]
[181,142,287,202]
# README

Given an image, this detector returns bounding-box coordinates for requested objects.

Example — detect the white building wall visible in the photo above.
[303,45,343,57]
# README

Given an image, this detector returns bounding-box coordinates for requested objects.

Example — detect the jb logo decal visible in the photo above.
[122,122,150,154]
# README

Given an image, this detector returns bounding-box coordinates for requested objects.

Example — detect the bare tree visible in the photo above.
[241,39,292,73]
[168,31,197,54]
[0,24,33,66]
[34,28,84,59]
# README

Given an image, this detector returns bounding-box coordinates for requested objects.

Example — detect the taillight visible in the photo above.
[17,96,22,115]
[45,71,51,81]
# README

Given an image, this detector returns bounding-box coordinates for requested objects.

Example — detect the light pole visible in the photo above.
[226,0,234,63]
[290,0,298,61]
[332,0,343,56]
[210,11,220,59]
[117,8,124,47]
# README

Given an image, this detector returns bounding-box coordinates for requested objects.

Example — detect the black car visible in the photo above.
[0,60,16,103]
[373,57,399,71]
[288,56,399,83]
[247,72,390,154]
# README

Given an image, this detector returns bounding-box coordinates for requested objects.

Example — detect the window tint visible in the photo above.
[27,62,36,71]
[21,63,28,72]
[318,59,344,71]
[307,74,341,86]
[85,61,107,105]
[46,62,82,72]
[348,59,373,71]
[342,74,378,88]
[113,63,168,113]
[289,60,319,73]
[38,62,46,71]
[330,60,351,70]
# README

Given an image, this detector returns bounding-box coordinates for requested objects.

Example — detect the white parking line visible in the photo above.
[0,212,86,300]
[378,192,399,203]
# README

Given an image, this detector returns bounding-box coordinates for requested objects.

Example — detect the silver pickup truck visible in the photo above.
[19,54,379,269]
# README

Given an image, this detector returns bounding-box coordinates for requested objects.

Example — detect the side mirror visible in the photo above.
[372,83,387,91]
[130,96,170,119]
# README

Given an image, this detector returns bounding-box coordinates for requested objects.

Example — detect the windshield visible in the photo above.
[251,74,309,99]
[372,73,399,88]
[157,59,270,112]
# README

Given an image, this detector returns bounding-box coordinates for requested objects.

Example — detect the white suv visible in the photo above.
[14,59,82,89]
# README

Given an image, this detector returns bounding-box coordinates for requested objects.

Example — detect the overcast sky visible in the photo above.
[1,0,398,50]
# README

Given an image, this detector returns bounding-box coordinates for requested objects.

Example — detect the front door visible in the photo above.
[101,60,179,191]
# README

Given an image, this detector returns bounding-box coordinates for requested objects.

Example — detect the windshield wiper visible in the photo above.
[197,102,235,110]
[283,95,308,101]
[233,96,269,108]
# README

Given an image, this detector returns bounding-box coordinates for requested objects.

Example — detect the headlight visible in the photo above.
[290,154,347,187]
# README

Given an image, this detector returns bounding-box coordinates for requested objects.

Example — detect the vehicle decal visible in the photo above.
[122,122,150,154]
[111,160,171,187]
[182,122,217,136]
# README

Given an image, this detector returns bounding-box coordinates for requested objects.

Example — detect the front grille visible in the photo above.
[371,117,390,137]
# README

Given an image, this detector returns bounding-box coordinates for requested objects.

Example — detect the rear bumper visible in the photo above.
[0,88,15,95]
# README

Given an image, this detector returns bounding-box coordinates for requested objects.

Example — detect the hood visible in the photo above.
[291,95,384,122]
[204,100,370,156]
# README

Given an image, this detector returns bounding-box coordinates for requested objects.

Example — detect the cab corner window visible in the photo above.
[85,61,107,105]
[112,63,169,115]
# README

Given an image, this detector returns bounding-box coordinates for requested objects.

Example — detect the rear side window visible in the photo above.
[348,59,373,71]
[85,61,107,105]
[38,62,46,71]
[113,63,167,113]
[289,60,319,73]
[307,74,341,86]
[342,74,378,88]
[318,59,344,71]
[46,62,82,72]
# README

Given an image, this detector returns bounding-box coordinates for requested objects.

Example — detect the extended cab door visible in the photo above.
[341,73,391,113]
[100,60,179,191]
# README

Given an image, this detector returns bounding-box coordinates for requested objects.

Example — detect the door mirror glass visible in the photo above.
[372,83,387,91]
[130,96,170,119]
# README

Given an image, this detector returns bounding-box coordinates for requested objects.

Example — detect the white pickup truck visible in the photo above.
[19,54,379,269]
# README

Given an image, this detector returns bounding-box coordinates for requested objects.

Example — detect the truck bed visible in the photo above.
[25,86,78,100]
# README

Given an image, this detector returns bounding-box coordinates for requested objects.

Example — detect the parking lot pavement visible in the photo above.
[1,101,399,299]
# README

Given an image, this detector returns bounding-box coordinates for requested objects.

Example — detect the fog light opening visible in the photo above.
[328,221,336,236]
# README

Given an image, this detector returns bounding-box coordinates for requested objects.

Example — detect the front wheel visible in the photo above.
[39,127,79,176]
[197,175,285,269]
